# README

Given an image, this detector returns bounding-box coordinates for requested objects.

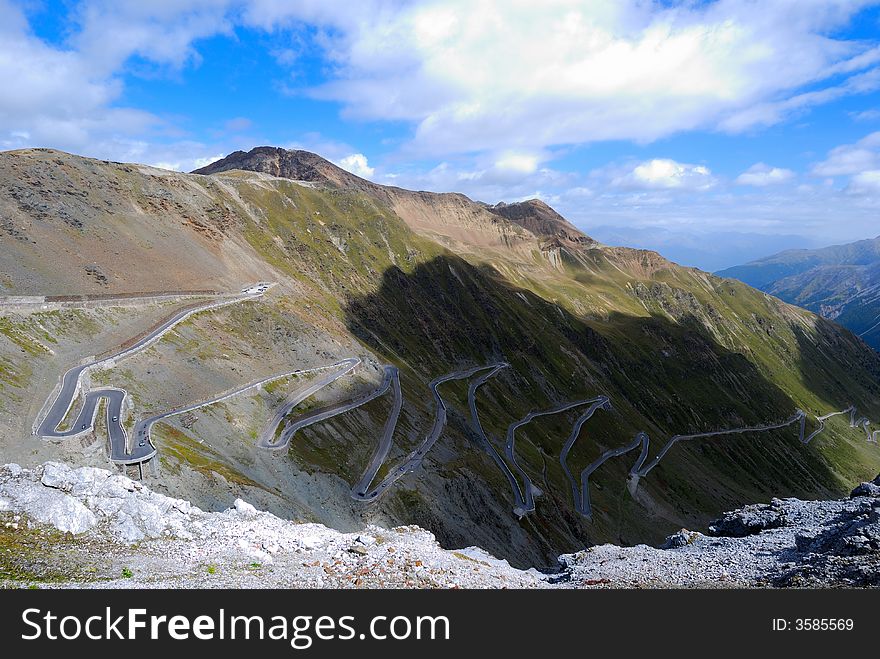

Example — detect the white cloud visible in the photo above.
[192,154,225,169]
[148,161,182,171]
[494,151,540,174]
[3,0,879,169]
[812,131,880,176]
[260,0,880,156]
[850,108,880,122]
[378,155,572,203]
[613,159,716,191]
[846,169,880,194]
[336,153,374,178]
[70,0,235,75]
[736,163,795,186]
[0,0,158,154]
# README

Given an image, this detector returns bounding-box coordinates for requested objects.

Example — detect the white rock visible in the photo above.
[92,496,125,517]
[172,500,193,515]
[0,497,10,512]
[113,514,145,542]
[41,462,75,492]
[119,498,166,538]
[233,498,258,516]
[97,475,138,499]
[10,485,97,534]
[0,463,22,478]
[69,467,112,497]
[300,535,325,550]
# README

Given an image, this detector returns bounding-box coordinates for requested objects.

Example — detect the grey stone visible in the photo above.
[708,503,786,537]
[661,529,700,549]
[850,481,880,498]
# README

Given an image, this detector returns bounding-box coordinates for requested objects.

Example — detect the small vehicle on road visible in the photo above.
[81,424,87,430]
[112,416,118,422]
[138,440,147,447]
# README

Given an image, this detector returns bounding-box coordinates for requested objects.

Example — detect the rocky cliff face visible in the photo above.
[2,462,879,588]
[195,147,373,192]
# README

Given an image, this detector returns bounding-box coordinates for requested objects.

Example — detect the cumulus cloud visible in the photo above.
[192,154,225,169]
[612,159,716,191]
[736,163,795,186]
[0,0,158,154]
[846,169,880,194]
[336,153,374,178]
[259,0,880,156]
[812,132,880,176]
[379,155,572,203]
[4,0,880,166]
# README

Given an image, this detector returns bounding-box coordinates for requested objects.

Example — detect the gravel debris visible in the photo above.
[2,463,879,588]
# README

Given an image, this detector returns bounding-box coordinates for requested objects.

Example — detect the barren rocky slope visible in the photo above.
[2,462,878,588]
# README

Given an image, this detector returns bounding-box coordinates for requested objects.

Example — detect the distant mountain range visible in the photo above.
[718,237,880,350]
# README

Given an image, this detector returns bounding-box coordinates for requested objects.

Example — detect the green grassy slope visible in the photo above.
[209,171,880,550]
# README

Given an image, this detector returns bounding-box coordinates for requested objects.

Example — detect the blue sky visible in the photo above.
[3,1,880,270]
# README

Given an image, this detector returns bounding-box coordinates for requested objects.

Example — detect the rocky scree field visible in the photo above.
[2,462,880,588]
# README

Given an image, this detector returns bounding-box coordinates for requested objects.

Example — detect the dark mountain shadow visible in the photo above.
[790,316,880,419]
[340,253,857,566]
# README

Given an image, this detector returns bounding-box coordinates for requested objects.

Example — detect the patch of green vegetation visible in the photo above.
[121,566,133,579]
[263,377,288,395]
[233,181,445,321]
[0,515,103,586]
[0,317,50,356]
[155,425,263,489]
[206,564,217,575]
[0,354,32,396]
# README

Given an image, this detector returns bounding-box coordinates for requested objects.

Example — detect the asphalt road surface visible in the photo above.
[352,363,511,502]
[351,366,402,498]
[260,364,394,451]
[571,406,879,519]
[256,358,362,449]
[35,292,263,463]
[505,396,611,516]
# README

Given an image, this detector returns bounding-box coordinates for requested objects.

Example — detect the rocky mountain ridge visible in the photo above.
[718,236,880,350]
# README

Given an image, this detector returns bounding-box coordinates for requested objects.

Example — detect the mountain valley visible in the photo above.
[2,146,880,569]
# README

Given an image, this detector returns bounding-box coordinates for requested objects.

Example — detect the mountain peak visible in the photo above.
[192,146,373,191]
[486,198,595,247]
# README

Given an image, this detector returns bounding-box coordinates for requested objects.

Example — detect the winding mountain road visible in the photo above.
[130,364,350,464]
[258,363,394,451]
[257,361,514,502]
[354,363,511,501]
[572,406,879,519]
[506,396,611,516]
[32,282,879,514]
[465,363,534,508]
[557,396,613,516]
[34,289,266,463]
[256,358,364,449]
